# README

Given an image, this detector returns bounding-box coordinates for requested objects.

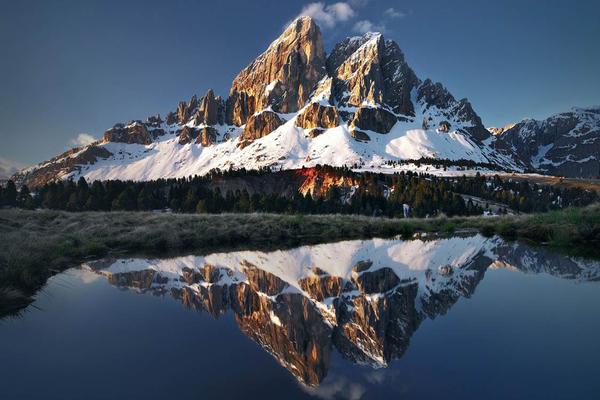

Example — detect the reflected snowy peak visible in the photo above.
[84,235,600,386]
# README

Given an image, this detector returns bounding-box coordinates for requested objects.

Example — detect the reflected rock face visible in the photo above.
[85,235,600,386]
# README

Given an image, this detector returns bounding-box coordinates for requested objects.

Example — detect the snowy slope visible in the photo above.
[91,235,492,300]
[58,94,519,183]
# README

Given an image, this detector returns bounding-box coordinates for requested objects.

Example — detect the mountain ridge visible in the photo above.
[489,106,600,177]
[11,16,599,187]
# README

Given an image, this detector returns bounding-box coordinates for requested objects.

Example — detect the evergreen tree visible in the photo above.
[112,187,137,211]
[17,185,34,209]
[137,187,154,211]
[3,180,17,207]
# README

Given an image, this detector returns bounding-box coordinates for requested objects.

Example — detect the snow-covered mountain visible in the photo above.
[491,107,600,177]
[14,16,523,188]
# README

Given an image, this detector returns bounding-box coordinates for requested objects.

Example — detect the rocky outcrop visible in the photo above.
[350,129,370,142]
[488,124,516,136]
[235,291,331,386]
[417,79,454,110]
[334,283,419,366]
[242,111,285,142]
[178,126,218,146]
[438,121,451,133]
[166,111,178,125]
[226,16,326,126]
[103,121,164,145]
[178,126,197,145]
[350,106,397,133]
[176,95,199,125]
[307,128,325,138]
[353,267,401,294]
[416,79,489,142]
[327,33,418,116]
[171,90,226,126]
[352,260,373,273]
[299,274,345,301]
[146,114,163,127]
[295,103,339,130]
[12,145,113,188]
[192,89,225,126]
[197,127,218,146]
[243,261,288,296]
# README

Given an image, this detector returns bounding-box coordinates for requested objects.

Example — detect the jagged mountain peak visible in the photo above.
[488,123,517,136]
[326,31,420,125]
[226,15,326,126]
[14,17,543,188]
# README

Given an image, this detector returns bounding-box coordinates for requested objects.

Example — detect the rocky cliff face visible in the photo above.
[241,111,286,143]
[226,16,326,126]
[328,33,418,118]
[493,107,600,177]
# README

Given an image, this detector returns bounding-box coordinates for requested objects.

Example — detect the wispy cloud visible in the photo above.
[298,2,356,28]
[384,7,406,18]
[352,6,407,35]
[0,157,27,179]
[302,374,366,400]
[353,19,386,34]
[70,133,96,147]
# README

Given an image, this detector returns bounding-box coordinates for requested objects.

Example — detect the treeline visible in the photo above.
[1,167,598,218]
[0,174,480,217]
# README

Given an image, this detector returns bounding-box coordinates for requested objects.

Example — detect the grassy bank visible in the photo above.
[1,205,599,305]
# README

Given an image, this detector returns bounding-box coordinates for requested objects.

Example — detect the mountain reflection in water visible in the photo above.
[82,235,600,387]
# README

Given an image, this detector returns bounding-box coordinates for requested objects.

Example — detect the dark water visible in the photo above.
[1,235,599,400]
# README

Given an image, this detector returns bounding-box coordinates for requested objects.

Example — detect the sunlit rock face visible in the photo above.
[84,235,600,386]
[327,33,418,118]
[226,16,327,126]
[241,111,286,142]
[295,103,340,130]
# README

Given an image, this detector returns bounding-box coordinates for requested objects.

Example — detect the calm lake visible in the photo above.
[1,235,599,399]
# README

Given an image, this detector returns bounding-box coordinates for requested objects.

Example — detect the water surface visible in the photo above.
[1,235,599,399]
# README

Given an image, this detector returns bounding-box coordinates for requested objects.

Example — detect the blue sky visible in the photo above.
[1,0,599,166]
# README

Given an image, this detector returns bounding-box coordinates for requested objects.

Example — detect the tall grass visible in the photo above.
[1,205,599,300]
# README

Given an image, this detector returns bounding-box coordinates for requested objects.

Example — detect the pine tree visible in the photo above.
[17,185,34,209]
[137,187,154,211]
[112,187,137,211]
[3,180,17,207]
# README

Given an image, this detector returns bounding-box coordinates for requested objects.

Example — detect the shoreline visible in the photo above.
[1,206,599,313]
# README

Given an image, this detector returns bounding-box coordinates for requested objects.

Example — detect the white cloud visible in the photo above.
[302,375,366,400]
[70,133,96,147]
[0,157,27,179]
[353,19,386,34]
[384,7,406,18]
[299,2,356,28]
